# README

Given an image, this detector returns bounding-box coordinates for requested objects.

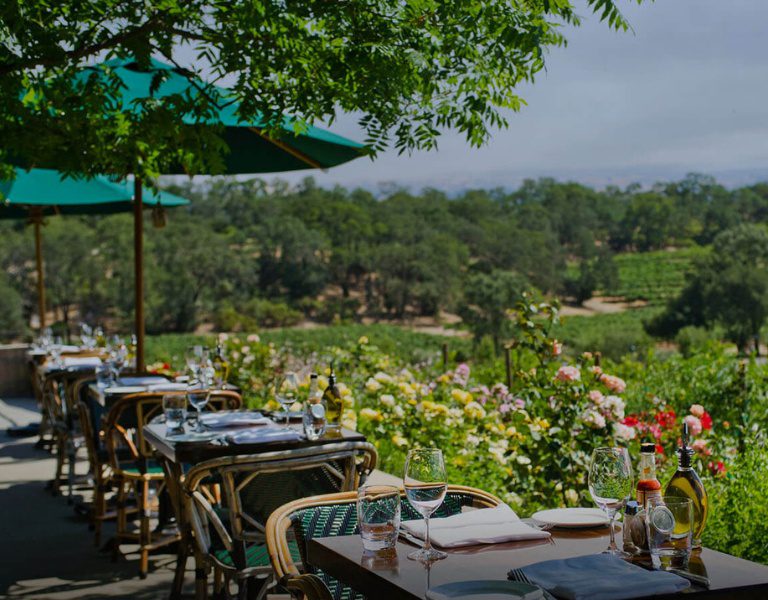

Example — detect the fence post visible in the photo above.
[505,345,512,389]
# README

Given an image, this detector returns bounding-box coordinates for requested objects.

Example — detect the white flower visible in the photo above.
[603,395,625,420]
[565,489,579,504]
[246,334,260,343]
[374,371,394,384]
[365,378,382,392]
[613,423,637,441]
[243,354,255,365]
[516,455,531,465]
[380,394,395,407]
[393,405,405,419]
[582,409,606,429]
[488,439,509,464]
[241,345,250,354]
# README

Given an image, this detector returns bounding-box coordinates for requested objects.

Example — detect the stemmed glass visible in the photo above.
[275,371,300,425]
[588,447,634,556]
[404,448,448,562]
[185,345,208,378]
[187,379,212,433]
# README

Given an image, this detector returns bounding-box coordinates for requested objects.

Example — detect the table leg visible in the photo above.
[158,458,191,600]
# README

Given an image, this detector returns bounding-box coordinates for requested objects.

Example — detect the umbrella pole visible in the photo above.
[134,177,145,372]
[33,213,46,330]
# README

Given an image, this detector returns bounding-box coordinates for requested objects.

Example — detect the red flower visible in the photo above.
[655,444,664,455]
[700,411,713,430]
[654,409,677,430]
[623,416,639,427]
[708,461,727,477]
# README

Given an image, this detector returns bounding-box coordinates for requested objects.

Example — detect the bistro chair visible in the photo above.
[184,441,378,600]
[105,389,242,578]
[265,485,501,600]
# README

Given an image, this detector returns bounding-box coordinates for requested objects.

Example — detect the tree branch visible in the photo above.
[0,13,169,77]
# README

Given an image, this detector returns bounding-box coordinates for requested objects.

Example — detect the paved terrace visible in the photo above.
[0,397,399,600]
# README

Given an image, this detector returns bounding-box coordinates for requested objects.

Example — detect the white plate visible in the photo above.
[103,386,147,395]
[426,580,544,600]
[530,507,609,529]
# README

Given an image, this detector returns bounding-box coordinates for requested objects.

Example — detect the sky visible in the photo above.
[185,1,768,193]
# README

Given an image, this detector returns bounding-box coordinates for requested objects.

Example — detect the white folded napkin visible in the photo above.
[519,554,689,600]
[227,427,302,444]
[62,356,102,367]
[402,504,551,548]
[146,382,188,392]
[201,412,271,428]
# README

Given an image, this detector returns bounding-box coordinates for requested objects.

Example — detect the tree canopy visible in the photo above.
[1,0,640,179]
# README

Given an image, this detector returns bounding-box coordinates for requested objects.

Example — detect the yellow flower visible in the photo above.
[398,382,415,397]
[343,396,355,408]
[342,409,357,430]
[535,418,550,431]
[451,389,473,404]
[360,408,383,421]
[317,375,329,390]
[391,434,408,447]
[358,336,369,345]
[337,382,352,397]
[453,456,467,467]
[437,373,451,384]
[464,401,486,419]
[365,378,382,392]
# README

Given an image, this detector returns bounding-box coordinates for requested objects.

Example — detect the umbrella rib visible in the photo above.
[248,127,324,170]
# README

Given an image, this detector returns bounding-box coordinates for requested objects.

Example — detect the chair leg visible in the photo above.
[93,468,108,547]
[139,478,151,579]
[66,438,76,503]
[112,479,127,562]
[52,437,65,496]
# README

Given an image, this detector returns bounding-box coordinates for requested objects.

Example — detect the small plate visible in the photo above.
[530,507,609,529]
[426,580,544,600]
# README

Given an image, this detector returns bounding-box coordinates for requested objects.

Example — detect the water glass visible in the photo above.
[357,485,401,553]
[163,394,187,434]
[404,448,447,562]
[96,363,115,388]
[647,496,693,570]
[187,380,211,432]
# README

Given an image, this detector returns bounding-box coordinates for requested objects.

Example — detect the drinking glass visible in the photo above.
[185,345,208,378]
[647,496,693,570]
[588,447,634,556]
[187,379,211,432]
[163,394,187,435]
[404,448,447,562]
[275,372,300,424]
[357,484,401,552]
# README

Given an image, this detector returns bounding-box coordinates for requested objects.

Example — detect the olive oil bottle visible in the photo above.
[323,361,343,437]
[664,422,708,548]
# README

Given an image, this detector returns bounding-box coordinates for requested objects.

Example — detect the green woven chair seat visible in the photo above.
[289,492,476,600]
[122,462,165,476]
[214,539,301,569]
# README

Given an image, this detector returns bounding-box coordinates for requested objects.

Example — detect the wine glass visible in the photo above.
[185,345,208,378]
[588,447,634,556]
[275,371,300,425]
[187,379,211,433]
[404,448,448,562]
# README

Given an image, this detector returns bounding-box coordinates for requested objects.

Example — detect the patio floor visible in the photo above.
[0,397,399,599]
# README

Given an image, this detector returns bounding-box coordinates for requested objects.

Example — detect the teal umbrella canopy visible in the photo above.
[69,56,365,174]
[0,168,189,219]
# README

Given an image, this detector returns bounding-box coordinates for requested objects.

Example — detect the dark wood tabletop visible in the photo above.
[308,526,768,600]
[144,419,367,464]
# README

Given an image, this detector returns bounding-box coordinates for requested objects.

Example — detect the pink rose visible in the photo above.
[690,404,705,418]
[588,390,604,403]
[692,439,711,455]
[555,365,581,383]
[683,415,703,436]
[590,365,603,376]
[552,340,563,356]
[600,374,626,394]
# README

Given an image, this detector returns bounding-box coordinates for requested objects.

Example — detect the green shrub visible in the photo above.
[704,437,768,564]
[0,276,26,340]
[675,326,720,358]
[214,299,302,330]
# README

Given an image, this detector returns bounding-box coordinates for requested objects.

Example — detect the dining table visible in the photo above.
[308,524,768,600]
[143,415,367,599]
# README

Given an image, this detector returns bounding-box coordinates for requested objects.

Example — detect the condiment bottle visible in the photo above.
[637,442,662,507]
[665,422,709,549]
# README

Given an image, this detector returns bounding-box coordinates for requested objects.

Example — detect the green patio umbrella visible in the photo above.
[70,57,365,370]
[0,167,189,330]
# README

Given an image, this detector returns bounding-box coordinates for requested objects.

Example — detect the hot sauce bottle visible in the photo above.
[636,442,662,507]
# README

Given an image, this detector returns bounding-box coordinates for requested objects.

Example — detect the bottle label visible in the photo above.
[637,488,662,507]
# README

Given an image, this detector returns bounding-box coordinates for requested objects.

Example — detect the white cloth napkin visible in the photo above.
[227,427,302,444]
[519,554,690,600]
[201,412,271,428]
[401,504,551,548]
[62,356,102,367]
